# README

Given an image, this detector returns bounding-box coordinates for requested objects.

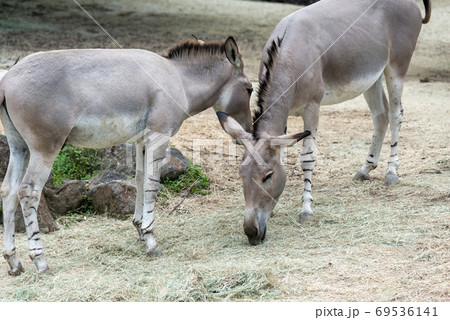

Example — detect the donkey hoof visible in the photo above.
[146,247,163,257]
[38,267,54,276]
[385,173,399,186]
[7,263,25,276]
[353,171,370,181]
[299,210,313,223]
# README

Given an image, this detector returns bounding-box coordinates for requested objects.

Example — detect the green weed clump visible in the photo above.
[162,162,211,196]
[52,146,102,186]
[57,195,96,229]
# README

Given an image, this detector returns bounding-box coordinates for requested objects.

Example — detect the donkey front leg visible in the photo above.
[18,152,58,275]
[299,101,320,222]
[132,142,145,241]
[141,132,170,256]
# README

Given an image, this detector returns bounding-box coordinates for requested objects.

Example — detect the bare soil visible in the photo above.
[0,0,449,302]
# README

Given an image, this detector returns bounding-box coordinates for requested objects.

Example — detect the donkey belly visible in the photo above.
[66,115,145,148]
[321,67,384,106]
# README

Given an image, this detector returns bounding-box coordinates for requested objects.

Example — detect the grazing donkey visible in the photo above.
[0,37,253,275]
[218,0,431,245]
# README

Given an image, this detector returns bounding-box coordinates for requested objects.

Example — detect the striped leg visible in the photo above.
[1,130,28,276]
[300,136,316,222]
[385,68,404,186]
[18,152,58,275]
[299,101,320,222]
[132,142,145,241]
[354,76,389,181]
[141,132,170,256]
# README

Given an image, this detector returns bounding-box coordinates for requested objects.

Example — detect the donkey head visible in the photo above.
[217,112,310,245]
[215,37,253,132]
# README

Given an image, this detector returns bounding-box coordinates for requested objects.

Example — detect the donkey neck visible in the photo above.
[253,89,291,139]
[174,59,232,116]
[253,34,293,139]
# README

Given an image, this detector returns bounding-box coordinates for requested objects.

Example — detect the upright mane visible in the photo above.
[253,34,285,138]
[167,39,225,61]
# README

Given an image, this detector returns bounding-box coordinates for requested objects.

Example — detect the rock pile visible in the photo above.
[0,136,189,233]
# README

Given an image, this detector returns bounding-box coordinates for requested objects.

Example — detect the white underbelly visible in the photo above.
[66,116,145,148]
[321,70,384,105]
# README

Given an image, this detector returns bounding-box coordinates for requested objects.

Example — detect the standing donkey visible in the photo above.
[0,37,253,275]
[218,0,431,245]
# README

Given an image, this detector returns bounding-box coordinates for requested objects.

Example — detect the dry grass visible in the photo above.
[1,0,449,301]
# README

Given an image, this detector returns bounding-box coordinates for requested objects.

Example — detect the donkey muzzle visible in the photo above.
[243,208,268,245]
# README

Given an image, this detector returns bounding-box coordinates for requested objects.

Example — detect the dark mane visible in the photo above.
[253,34,285,138]
[166,40,225,60]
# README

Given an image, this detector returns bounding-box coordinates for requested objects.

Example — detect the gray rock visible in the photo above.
[0,135,9,179]
[37,195,60,233]
[161,147,190,180]
[14,206,25,233]
[86,171,136,220]
[100,144,135,177]
[100,144,189,180]
[43,179,87,216]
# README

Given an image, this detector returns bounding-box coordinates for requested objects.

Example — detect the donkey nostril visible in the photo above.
[261,225,267,241]
[244,223,259,238]
[244,224,264,245]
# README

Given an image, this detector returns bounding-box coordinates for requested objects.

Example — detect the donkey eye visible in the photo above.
[246,88,253,95]
[263,171,273,183]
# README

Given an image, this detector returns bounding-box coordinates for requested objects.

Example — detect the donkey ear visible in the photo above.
[217,112,252,141]
[224,37,243,68]
[270,131,311,147]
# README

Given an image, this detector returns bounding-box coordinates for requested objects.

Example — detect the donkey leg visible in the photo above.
[132,142,145,241]
[0,125,29,275]
[141,132,170,256]
[384,67,405,186]
[19,151,59,275]
[354,76,389,181]
[299,102,320,222]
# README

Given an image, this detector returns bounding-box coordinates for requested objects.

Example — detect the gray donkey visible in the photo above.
[0,37,253,275]
[218,0,431,245]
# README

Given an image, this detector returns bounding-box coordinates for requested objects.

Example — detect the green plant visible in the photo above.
[161,162,211,197]
[52,146,102,185]
[11,288,36,301]
[57,195,95,229]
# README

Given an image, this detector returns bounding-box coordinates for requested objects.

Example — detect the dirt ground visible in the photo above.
[0,0,449,302]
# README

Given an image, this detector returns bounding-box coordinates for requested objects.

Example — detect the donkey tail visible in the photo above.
[0,73,5,107]
[422,0,431,24]
[0,86,6,123]
[0,73,9,127]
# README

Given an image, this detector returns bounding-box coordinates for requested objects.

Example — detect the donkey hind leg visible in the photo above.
[299,101,320,223]
[1,145,28,276]
[0,113,29,275]
[384,66,405,186]
[141,133,170,256]
[132,142,145,241]
[19,150,60,275]
[354,75,389,181]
